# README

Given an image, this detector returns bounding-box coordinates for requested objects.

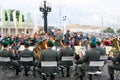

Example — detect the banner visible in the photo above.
[2,9,5,27]
[26,12,31,27]
[18,11,22,28]
[6,10,10,27]
[12,10,17,28]
[0,7,2,26]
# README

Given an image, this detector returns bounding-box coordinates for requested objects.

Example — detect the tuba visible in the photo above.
[110,38,119,56]
[58,40,64,48]
[33,39,47,61]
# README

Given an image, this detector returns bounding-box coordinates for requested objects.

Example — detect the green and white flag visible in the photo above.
[6,10,10,27]
[0,7,2,26]
[18,11,22,28]
[2,9,5,27]
[12,10,17,28]
[26,12,31,27]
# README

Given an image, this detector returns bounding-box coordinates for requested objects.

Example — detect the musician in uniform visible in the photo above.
[0,41,20,75]
[38,40,59,80]
[96,41,106,55]
[19,42,36,76]
[59,40,74,77]
[107,51,120,80]
[76,42,100,80]
[54,32,64,50]
[19,42,35,59]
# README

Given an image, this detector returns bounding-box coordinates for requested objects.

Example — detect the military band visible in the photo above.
[0,29,120,80]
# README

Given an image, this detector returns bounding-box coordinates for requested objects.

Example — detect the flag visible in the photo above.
[12,10,17,28]
[6,10,10,27]
[0,7,2,26]
[2,9,5,27]
[33,12,38,34]
[18,11,22,28]
[26,12,31,27]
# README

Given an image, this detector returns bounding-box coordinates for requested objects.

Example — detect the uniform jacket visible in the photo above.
[39,48,59,74]
[59,47,74,68]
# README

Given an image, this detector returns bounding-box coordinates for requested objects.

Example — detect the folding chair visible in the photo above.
[60,56,74,77]
[0,57,16,78]
[19,57,35,77]
[86,61,105,80]
[41,61,58,80]
[100,55,108,61]
[0,57,10,62]
[99,55,108,68]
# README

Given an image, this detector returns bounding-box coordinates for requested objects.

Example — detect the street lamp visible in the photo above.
[39,0,51,33]
[62,16,67,34]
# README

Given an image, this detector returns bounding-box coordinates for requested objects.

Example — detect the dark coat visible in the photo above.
[78,48,100,71]
[109,51,120,64]
[19,49,34,58]
[19,48,35,66]
[0,49,15,60]
[0,49,18,66]
[59,47,74,68]
[39,48,59,74]
[96,46,106,55]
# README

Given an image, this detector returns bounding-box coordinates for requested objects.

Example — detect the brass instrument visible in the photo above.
[54,37,64,48]
[33,40,47,61]
[58,40,64,48]
[110,38,119,56]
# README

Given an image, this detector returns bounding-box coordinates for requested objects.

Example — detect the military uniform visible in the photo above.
[77,42,100,80]
[96,41,106,55]
[108,51,120,80]
[39,48,59,74]
[0,41,19,75]
[59,46,74,77]
[59,47,74,67]
[96,46,106,55]
[19,43,35,76]
[19,49,34,58]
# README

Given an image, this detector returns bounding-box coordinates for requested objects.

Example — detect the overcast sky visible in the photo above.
[1,0,120,28]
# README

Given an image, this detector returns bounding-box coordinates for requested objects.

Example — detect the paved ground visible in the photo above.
[0,61,118,80]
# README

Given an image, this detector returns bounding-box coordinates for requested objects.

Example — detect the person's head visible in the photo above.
[47,40,54,47]
[2,41,9,48]
[67,30,70,33]
[9,40,14,46]
[64,40,69,46]
[90,42,96,48]
[96,41,101,46]
[24,42,29,48]
[74,32,77,36]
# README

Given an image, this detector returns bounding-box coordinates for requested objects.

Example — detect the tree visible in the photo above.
[103,27,114,33]
[116,28,120,33]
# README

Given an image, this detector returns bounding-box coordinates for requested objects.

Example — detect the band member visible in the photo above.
[107,51,120,80]
[76,42,100,80]
[96,41,106,55]
[59,40,74,77]
[0,41,20,75]
[19,42,35,76]
[19,42,35,58]
[38,40,59,80]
